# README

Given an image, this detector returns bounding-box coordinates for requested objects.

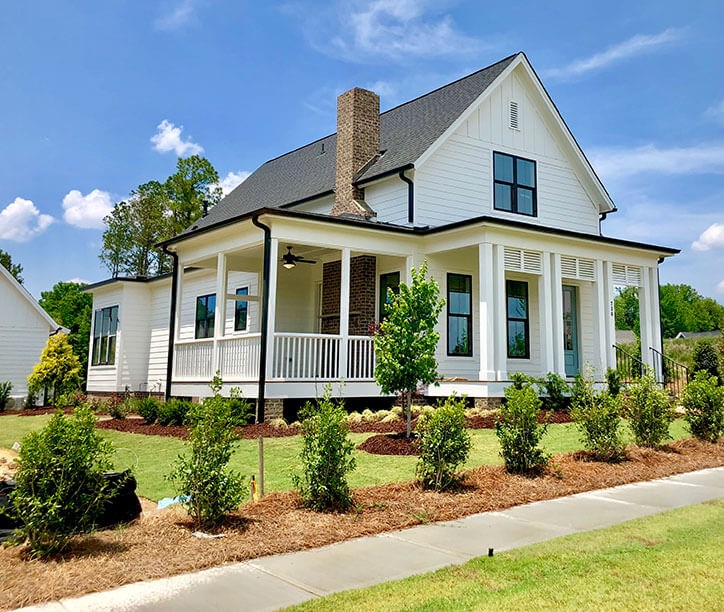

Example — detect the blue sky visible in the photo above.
[1,1,723,301]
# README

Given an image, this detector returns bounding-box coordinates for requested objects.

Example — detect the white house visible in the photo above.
[85,53,678,420]
[0,265,65,407]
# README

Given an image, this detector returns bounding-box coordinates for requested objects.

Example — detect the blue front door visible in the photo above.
[562,285,579,377]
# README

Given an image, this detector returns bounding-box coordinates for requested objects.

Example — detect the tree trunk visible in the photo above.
[405,389,413,439]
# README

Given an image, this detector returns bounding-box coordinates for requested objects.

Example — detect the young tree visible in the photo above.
[28,334,82,403]
[0,248,24,284]
[374,261,444,438]
[39,282,92,383]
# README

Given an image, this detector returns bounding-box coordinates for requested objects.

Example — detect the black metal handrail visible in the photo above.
[613,344,644,383]
[650,347,689,397]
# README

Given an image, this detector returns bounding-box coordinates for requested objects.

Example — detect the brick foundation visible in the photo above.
[263,399,284,421]
[474,397,504,410]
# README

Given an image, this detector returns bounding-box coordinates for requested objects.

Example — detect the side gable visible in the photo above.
[0,265,61,331]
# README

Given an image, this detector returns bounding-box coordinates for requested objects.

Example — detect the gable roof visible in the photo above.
[0,264,65,331]
[180,54,518,238]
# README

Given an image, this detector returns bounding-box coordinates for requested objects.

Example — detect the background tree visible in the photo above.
[374,261,445,438]
[165,155,222,236]
[614,286,639,334]
[0,248,24,284]
[39,282,92,384]
[100,201,133,277]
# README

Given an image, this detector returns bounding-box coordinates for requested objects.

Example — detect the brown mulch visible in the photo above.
[96,418,190,440]
[1,438,722,611]
[358,432,420,455]
[0,407,77,417]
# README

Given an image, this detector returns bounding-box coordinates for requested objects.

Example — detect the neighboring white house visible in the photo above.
[85,53,678,420]
[0,264,65,407]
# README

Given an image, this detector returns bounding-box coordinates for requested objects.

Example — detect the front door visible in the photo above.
[562,285,579,377]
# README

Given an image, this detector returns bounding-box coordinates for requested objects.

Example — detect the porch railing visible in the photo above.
[218,334,261,381]
[650,347,689,397]
[347,336,376,380]
[613,344,644,383]
[271,333,340,380]
[174,339,214,380]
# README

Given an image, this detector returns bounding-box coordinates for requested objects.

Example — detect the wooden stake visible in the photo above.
[258,436,265,498]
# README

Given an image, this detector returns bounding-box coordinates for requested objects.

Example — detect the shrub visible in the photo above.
[571,386,625,462]
[692,340,719,378]
[415,395,471,491]
[227,388,254,426]
[107,393,130,420]
[606,368,622,397]
[137,397,161,424]
[0,381,12,411]
[168,391,246,529]
[293,388,356,512]
[510,371,536,390]
[496,379,549,474]
[622,372,675,447]
[8,406,115,557]
[27,333,81,404]
[55,390,87,409]
[571,368,596,411]
[540,372,570,411]
[157,398,192,426]
[681,371,724,443]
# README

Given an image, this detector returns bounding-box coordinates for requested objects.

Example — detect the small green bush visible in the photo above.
[692,340,719,378]
[8,406,115,557]
[0,381,12,411]
[571,382,625,462]
[540,372,570,411]
[107,394,130,420]
[168,391,246,528]
[681,371,724,443]
[622,372,675,447]
[293,388,356,512]
[137,397,161,424]
[55,390,87,409]
[415,395,471,491]
[571,369,596,412]
[606,368,622,397]
[157,398,192,426]
[496,378,549,475]
[227,388,254,426]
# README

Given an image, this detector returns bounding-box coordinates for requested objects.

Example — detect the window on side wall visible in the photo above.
[378,272,400,320]
[195,294,216,339]
[234,287,249,331]
[493,151,537,216]
[91,305,118,366]
[506,280,529,358]
[447,273,472,356]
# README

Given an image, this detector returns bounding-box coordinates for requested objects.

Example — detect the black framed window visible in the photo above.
[234,287,249,331]
[91,305,118,366]
[195,294,216,339]
[494,152,537,216]
[379,272,400,320]
[506,280,529,358]
[447,273,472,356]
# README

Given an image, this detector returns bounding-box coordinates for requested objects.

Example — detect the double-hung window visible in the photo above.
[494,152,537,216]
[447,273,472,356]
[195,294,216,339]
[378,272,400,320]
[234,287,249,331]
[92,305,118,366]
[506,280,529,358]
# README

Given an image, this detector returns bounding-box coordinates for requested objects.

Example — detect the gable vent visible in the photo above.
[561,256,596,281]
[509,100,520,130]
[611,263,642,287]
[504,247,542,274]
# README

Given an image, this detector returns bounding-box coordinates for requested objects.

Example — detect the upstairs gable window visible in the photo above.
[494,152,537,217]
[92,305,118,366]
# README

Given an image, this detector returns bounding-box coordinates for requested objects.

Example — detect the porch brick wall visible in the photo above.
[264,399,284,421]
[321,255,377,335]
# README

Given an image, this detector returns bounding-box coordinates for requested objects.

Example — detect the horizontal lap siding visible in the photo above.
[365,178,411,225]
[87,289,122,392]
[118,285,153,392]
[147,283,171,391]
[0,327,48,397]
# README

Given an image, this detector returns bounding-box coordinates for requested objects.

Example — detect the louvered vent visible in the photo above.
[561,256,596,281]
[504,247,542,274]
[611,263,642,287]
[509,100,519,130]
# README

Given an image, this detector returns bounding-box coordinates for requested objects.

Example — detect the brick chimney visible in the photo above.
[333,87,379,218]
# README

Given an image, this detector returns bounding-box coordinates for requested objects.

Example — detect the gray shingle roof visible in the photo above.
[182,54,518,236]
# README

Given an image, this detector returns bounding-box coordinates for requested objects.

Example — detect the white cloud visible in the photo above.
[151,120,204,156]
[717,280,724,294]
[705,99,724,123]
[692,223,724,251]
[0,197,54,242]
[218,171,250,196]
[589,143,724,181]
[155,0,197,30]
[65,277,91,285]
[62,189,114,229]
[544,28,683,80]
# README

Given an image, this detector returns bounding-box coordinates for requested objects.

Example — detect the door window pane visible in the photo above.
[506,280,529,358]
[235,287,248,331]
[447,273,472,356]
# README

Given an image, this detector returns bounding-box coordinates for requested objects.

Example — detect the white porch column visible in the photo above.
[551,252,566,377]
[593,259,609,379]
[212,252,228,375]
[538,251,555,375]
[339,247,351,379]
[493,245,507,381]
[174,261,184,343]
[639,267,655,373]
[648,266,663,381]
[266,239,279,379]
[603,261,617,370]
[478,243,495,380]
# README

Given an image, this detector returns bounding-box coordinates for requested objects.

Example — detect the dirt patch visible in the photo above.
[0,437,721,611]
[358,433,420,456]
[0,448,19,481]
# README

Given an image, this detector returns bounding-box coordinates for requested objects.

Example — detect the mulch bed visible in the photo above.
[358,432,420,455]
[0,407,77,417]
[0,438,721,611]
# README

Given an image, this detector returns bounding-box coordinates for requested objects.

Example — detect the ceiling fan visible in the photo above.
[282,245,317,269]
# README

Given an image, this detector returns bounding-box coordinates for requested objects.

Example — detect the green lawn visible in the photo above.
[288,499,724,611]
[0,415,690,501]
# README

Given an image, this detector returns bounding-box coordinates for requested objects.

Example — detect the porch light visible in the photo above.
[283,260,296,269]
[282,245,316,269]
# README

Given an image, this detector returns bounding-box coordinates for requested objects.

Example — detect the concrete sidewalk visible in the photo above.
[20,467,724,612]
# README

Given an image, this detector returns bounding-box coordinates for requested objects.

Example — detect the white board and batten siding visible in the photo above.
[414,69,600,235]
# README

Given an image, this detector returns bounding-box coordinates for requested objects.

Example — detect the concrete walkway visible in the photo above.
[20,467,724,612]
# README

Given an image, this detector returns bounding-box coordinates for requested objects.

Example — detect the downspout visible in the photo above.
[252,214,271,423]
[163,248,179,401]
[399,169,414,224]
[657,257,665,357]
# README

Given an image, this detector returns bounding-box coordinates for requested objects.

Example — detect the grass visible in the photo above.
[0,415,691,501]
[288,499,724,611]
